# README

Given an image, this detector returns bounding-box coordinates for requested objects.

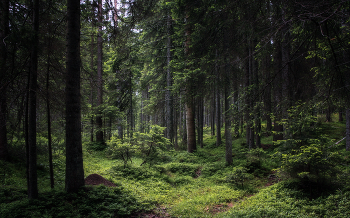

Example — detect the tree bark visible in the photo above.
[245,43,254,149]
[225,79,232,165]
[28,0,39,199]
[215,51,222,146]
[263,53,272,133]
[65,0,85,193]
[339,109,343,122]
[46,26,54,189]
[90,11,95,142]
[211,91,216,136]
[346,108,350,151]
[198,96,204,148]
[166,12,173,146]
[273,36,283,141]
[96,0,104,143]
[186,97,196,153]
[0,0,9,160]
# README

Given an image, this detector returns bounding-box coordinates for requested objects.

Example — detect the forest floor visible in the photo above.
[1,117,350,217]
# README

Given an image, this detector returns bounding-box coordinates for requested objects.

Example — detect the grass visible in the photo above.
[0,117,349,217]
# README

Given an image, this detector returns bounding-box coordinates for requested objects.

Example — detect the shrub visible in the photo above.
[164,162,201,177]
[226,166,253,188]
[106,125,170,168]
[275,135,344,197]
[87,141,107,151]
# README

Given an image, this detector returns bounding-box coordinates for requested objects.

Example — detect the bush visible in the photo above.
[275,135,344,196]
[226,167,253,188]
[106,125,170,168]
[164,162,201,177]
[87,141,107,151]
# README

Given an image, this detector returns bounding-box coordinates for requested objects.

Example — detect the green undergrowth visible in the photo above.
[221,181,350,218]
[0,185,152,218]
[1,120,349,217]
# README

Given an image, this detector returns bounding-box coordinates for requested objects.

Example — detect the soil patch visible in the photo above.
[84,174,116,187]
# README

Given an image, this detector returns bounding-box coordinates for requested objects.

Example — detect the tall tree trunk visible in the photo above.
[186,98,196,153]
[128,92,133,138]
[117,116,123,139]
[216,50,222,147]
[46,27,54,189]
[233,76,239,137]
[25,73,29,195]
[0,0,9,160]
[263,53,272,133]
[346,108,350,151]
[90,12,95,142]
[211,91,216,136]
[96,0,104,143]
[281,7,291,139]
[166,12,173,146]
[253,46,261,148]
[339,109,343,122]
[28,0,39,199]
[245,43,254,149]
[326,104,332,122]
[0,88,7,161]
[65,0,84,193]
[184,7,196,153]
[174,96,179,150]
[198,96,204,148]
[273,36,283,141]
[225,77,232,165]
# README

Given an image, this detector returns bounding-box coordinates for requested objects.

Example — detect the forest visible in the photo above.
[1,0,350,217]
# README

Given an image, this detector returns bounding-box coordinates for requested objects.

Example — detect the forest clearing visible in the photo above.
[1,0,350,217]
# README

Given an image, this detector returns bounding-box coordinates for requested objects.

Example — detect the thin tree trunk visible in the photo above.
[46,33,54,189]
[273,37,283,141]
[129,91,133,138]
[198,96,204,148]
[166,12,173,146]
[174,96,179,150]
[263,54,272,133]
[216,52,221,146]
[90,11,95,142]
[0,89,7,160]
[118,116,123,139]
[65,0,84,193]
[211,90,215,136]
[182,101,187,146]
[281,8,291,140]
[233,77,239,137]
[346,108,350,151]
[253,47,261,148]
[339,109,343,122]
[28,0,39,199]
[225,79,232,165]
[245,42,254,149]
[25,73,29,195]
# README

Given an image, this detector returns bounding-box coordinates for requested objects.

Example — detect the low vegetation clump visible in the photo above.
[0,185,153,218]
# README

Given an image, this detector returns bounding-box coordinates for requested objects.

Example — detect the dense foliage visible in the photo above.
[0,0,350,217]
